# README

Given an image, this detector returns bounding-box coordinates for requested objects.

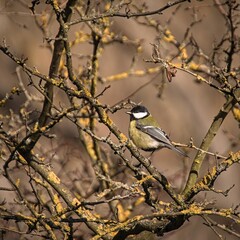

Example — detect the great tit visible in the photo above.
[127,105,187,157]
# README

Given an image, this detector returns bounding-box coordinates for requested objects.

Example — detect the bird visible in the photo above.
[126,105,187,157]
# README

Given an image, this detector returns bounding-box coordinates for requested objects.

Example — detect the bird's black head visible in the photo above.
[127,105,150,120]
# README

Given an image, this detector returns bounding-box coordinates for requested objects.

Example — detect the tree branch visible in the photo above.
[182,96,237,198]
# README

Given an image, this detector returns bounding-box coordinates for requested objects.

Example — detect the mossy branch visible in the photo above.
[25,0,78,152]
[182,95,237,198]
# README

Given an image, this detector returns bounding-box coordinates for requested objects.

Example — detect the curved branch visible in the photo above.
[25,0,78,151]
[182,96,237,198]
[69,0,189,25]
[185,151,240,200]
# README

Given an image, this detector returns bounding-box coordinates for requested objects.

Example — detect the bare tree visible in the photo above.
[0,0,240,239]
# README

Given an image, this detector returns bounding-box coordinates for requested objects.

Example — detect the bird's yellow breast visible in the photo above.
[129,120,160,151]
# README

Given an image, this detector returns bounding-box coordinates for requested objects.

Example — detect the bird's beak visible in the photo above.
[126,111,131,115]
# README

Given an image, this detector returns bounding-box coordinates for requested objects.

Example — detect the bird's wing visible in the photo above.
[136,123,188,157]
[136,123,172,146]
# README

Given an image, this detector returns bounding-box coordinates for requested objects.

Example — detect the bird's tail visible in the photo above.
[171,145,188,158]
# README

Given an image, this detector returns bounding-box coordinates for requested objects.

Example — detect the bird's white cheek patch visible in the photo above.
[132,112,148,119]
